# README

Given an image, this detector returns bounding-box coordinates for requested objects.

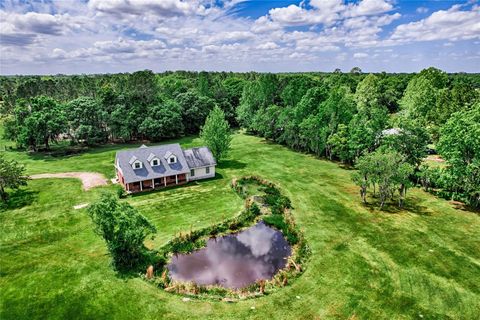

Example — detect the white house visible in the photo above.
[115,143,216,193]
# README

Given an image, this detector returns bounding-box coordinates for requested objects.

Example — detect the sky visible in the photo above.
[0,0,479,75]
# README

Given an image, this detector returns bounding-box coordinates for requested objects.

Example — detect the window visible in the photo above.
[134,162,141,169]
[206,167,210,174]
[169,156,176,164]
[190,169,195,176]
[152,159,159,166]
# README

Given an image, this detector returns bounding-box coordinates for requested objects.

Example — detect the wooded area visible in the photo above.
[1,68,479,208]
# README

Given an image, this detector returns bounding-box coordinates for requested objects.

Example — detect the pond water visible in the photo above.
[167,221,292,289]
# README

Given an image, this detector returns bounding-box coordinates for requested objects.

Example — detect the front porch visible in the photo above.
[125,173,187,193]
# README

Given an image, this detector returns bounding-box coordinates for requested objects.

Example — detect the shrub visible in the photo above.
[263,214,298,245]
[87,192,157,270]
[116,185,127,198]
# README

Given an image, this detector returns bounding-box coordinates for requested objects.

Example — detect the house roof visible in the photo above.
[116,143,190,183]
[183,147,217,168]
[381,128,402,136]
[147,153,156,162]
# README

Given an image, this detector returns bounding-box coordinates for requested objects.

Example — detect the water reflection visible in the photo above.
[167,221,292,289]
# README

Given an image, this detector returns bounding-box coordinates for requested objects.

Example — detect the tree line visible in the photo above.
[1,68,479,208]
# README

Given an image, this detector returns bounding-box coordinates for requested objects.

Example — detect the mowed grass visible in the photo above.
[1,132,479,320]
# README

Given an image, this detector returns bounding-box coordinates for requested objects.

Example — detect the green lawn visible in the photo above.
[1,132,479,319]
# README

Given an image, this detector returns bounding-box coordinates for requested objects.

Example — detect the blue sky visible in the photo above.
[0,0,479,74]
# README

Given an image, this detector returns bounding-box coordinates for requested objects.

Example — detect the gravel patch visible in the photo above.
[30,172,108,190]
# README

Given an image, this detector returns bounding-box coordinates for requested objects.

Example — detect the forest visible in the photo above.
[0,68,479,208]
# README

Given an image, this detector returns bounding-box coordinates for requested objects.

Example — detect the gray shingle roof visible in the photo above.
[128,155,138,164]
[147,153,156,162]
[116,143,190,183]
[183,147,216,168]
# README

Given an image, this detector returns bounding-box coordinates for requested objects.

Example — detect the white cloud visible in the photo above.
[416,7,429,14]
[251,16,282,33]
[257,42,279,50]
[346,0,394,17]
[0,0,478,74]
[267,4,338,26]
[353,52,368,58]
[88,0,205,17]
[391,4,480,42]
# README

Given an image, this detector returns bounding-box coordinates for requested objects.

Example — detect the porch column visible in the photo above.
[175,174,178,184]
[127,183,129,192]
[164,177,167,187]
[152,179,154,189]
[140,181,143,191]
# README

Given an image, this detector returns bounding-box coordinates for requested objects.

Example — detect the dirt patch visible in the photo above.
[30,172,108,190]
[425,155,445,162]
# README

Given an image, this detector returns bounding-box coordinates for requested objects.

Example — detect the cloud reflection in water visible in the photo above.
[167,221,291,289]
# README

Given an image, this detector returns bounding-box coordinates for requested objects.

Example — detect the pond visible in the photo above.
[167,221,292,289]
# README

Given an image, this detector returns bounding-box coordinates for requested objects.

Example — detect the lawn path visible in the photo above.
[30,172,108,190]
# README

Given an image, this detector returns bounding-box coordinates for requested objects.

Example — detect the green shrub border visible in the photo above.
[145,176,310,301]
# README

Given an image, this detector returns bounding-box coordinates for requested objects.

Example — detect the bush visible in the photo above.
[87,192,157,270]
[116,185,127,198]
[263,214,298,245]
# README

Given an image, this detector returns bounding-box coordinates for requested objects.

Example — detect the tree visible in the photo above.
[237,81,261,130]
[252,104,282,140]
[353,150,414,208]
[350,67,362,74]
[400,76,437,124]
[219,77,245,126]
[400,68,448,141]
[65,96,108,145]
[280,75,319,108]
[87,193,156,269]
[0,155,29,203]
[380,117,430,168]
[417,67,448,89]
[177,90,216,134]
[327,124,350,162]
[298,85,354,157]
[197,71,212,97]
[284,85,329,151]
[200,106,232,162]
[437,103,480,208]
[139,99,183,141]
[348,74,389,159]
[14,96,66,150]
[237,74,281,132]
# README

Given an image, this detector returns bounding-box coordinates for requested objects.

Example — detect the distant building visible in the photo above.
[381,128,402,136]
[115,143,216,193]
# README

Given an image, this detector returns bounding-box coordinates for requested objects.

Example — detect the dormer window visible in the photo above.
[147,153,160,167]
[129,156,143,169]
[164,151,177,164]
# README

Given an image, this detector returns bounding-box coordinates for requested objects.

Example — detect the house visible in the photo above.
[381,128,402,136]
[115,143,216,193]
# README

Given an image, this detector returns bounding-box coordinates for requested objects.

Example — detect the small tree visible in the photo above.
[87,193,156,269]
[0,155,29,203]
[200,105,232,161]
[353,150,414,209]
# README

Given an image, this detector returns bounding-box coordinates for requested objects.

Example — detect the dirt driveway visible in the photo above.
[30,172,108,190]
